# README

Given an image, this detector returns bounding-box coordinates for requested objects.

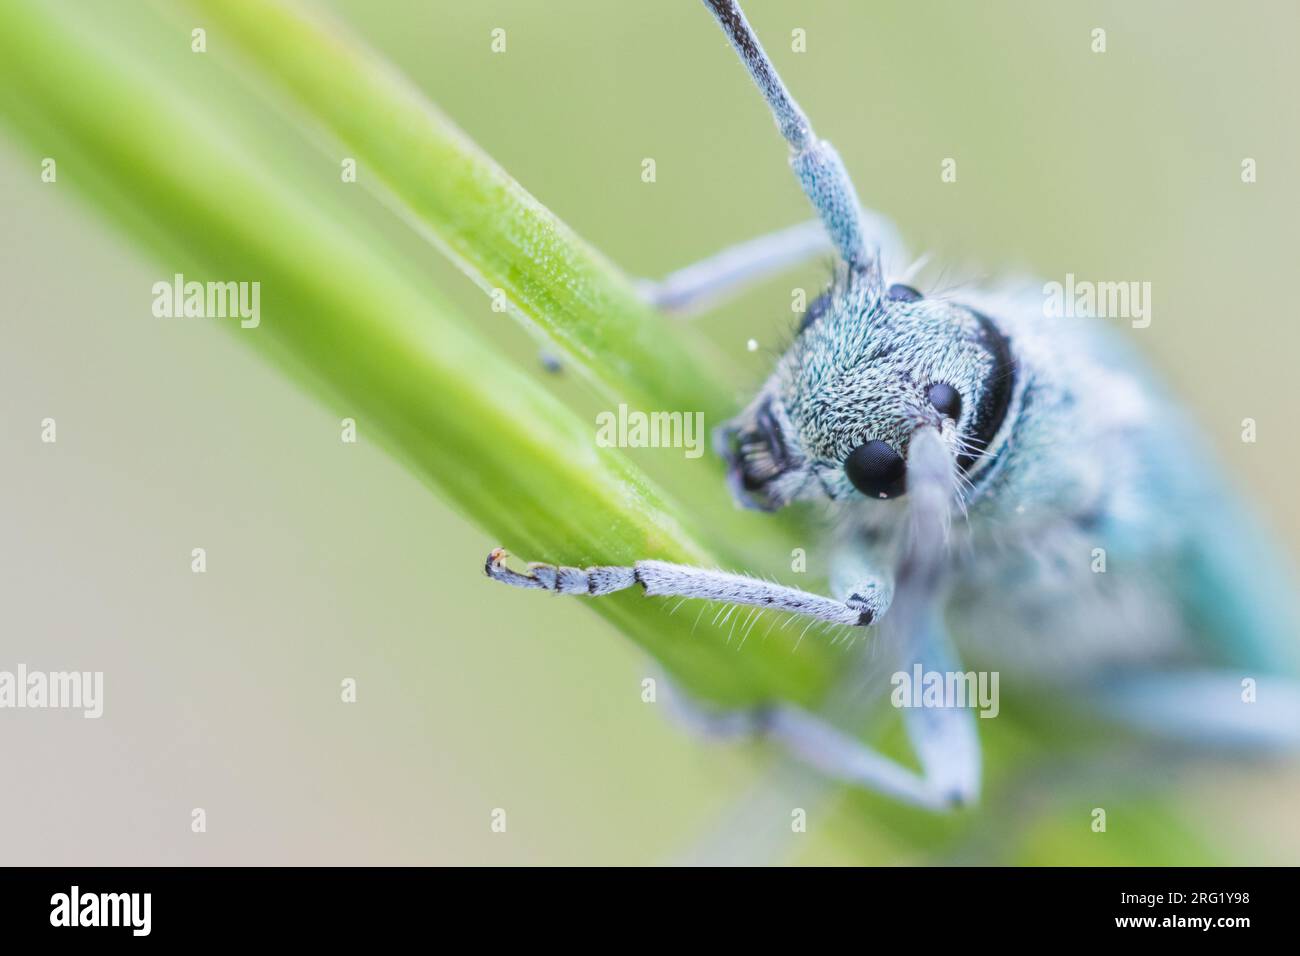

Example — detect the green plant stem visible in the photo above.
[0,0,837,708]
[201,0,730,421]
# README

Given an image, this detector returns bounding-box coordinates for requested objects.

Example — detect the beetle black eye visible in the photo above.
[844,440,906,499]
[886,283,922,303]
[926,382,962,421]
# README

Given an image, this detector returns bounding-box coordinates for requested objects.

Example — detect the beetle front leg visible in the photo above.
[828,537,894,626]
[485,548,881,627]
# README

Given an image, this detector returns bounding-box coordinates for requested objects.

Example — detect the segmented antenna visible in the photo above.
[702,0,875,276]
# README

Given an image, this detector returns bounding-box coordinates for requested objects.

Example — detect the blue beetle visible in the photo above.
[488,0,1300,810]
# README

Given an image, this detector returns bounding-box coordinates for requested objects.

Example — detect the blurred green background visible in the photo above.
[2,0,1298,864]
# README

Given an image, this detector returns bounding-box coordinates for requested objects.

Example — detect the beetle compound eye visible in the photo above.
[926,382,962,421]
[844,439,907,499]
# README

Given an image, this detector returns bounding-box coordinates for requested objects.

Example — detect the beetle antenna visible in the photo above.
[702,0,877,278]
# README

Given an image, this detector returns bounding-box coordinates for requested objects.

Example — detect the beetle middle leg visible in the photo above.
[660,608,982,811]
[541,212,904,370]
[635,211,905,317]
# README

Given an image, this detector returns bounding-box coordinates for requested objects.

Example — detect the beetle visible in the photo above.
[486,0,1300,810]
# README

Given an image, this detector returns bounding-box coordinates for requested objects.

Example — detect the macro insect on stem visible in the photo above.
[486,0,984,810]
[486,0,1300,810]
